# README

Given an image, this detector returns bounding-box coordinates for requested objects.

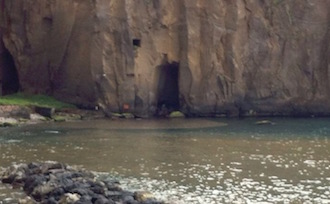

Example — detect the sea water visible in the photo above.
[0,118,330,203]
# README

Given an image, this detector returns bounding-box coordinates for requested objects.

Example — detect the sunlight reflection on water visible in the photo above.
[1,118,330,203]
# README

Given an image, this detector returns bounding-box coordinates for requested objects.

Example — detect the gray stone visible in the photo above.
[29,113,47,121]
[0,117,18,127]
[18,196,36,204]
[1,162,164,204]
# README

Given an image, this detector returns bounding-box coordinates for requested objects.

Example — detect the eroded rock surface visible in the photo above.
[0,0,330,117]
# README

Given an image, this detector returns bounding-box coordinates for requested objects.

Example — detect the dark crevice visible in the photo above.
[157,61,180,115]
[132,39,141,47]
[1,46,19,95]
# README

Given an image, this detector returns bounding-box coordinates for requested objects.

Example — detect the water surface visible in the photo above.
[0,118,330,203]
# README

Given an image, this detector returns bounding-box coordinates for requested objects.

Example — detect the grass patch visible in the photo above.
[0,93,76,109]
[169,111,185,118]
[273,0,285,5]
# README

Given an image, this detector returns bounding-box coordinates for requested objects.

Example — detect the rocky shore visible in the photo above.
[0,104,189,128]
[0,162,163,204]
[0,105,105,127]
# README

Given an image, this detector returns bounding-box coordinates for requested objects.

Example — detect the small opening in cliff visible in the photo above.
[132,39,141,47]
[157,61,180,115]
[1,47,19,95]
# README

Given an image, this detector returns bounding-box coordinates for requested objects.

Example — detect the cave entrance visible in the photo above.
[1,47,19,95]
[157,61,180,114]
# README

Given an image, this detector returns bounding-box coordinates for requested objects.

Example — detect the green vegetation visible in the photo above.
[0,93,76,109]
[169,111,185,118]
[52,113,82,122]
[273,0,285,5]
[52,115,67,122]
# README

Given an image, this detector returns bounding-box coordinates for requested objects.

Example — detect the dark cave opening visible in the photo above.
[157,61,180,114]
[1,47,19,95]
[132,39,141,47]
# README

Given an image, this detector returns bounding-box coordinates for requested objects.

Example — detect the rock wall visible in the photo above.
[0,0,330,117]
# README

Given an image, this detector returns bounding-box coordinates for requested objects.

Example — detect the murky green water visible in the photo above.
[1,118,330,203]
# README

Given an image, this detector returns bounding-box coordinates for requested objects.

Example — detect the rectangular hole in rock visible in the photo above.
[133,39,141,47]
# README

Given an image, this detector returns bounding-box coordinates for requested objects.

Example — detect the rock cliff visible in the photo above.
[0,0,330,117]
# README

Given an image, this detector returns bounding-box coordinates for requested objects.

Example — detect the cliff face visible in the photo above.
[0,0,330,117]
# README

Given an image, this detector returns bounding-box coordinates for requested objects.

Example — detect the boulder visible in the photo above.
[59,193,81,204]
[29,113,47,121]
[134,191,159,203]
[18,196,36,204]
[35,106,55,118]
[0,117,18,127]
